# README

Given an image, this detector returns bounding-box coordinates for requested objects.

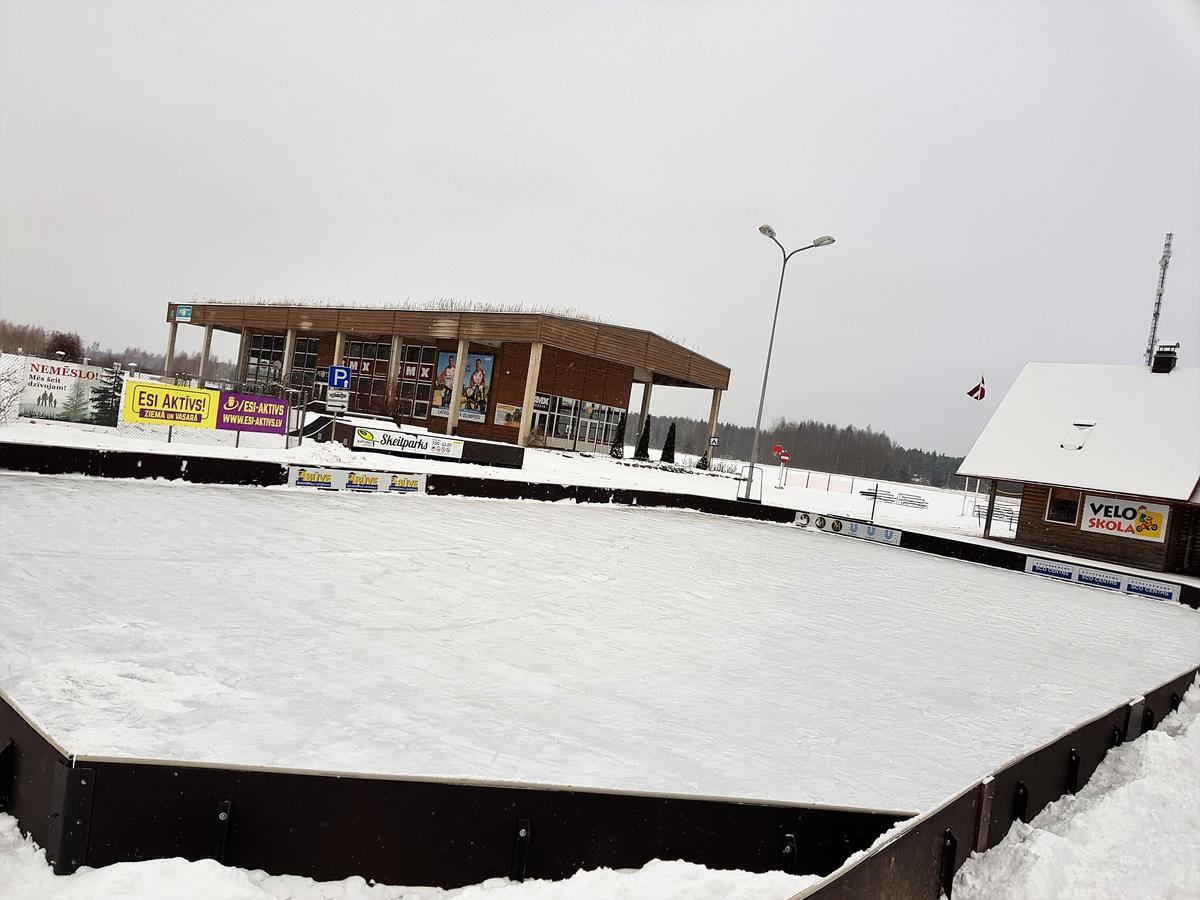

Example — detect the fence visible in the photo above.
[795,665,1199,899]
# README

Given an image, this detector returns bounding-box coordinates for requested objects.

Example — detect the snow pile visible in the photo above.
[951,677,1200,900]
[0,816,817,900]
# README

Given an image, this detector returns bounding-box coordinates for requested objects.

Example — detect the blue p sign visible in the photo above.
[328,366,351,389]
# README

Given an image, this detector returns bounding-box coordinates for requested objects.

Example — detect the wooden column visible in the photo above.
[385,334,402,409]
[705,388,722,465]
[517,342,544,448]
[983,479,999,538]
[636,382,653,447]
[446,338,468,435]
[281,328,297,384]
[333,331,346,366]
[164,321,178,375]
[198,325,213,380]
[236,328,251,382]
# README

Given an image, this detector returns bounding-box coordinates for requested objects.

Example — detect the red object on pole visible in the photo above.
[780,452,791,463]
[771,444,783,456]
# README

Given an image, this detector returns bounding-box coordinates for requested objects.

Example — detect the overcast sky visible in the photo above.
[1,0,1196,455]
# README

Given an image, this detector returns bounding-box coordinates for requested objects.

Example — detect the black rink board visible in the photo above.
[77,759,905,888]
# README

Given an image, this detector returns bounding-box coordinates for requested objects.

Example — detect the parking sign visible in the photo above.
[328,366,351,389]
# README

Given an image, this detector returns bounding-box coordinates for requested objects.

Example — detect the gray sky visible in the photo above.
[2,0,1197,455]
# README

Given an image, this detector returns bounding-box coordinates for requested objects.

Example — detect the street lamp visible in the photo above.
[739,225,836,502]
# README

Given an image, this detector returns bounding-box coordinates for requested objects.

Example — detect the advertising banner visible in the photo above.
[123,382,220,428]
[286,466,426,494]
[431,352,494,423]
[216,392,289,434]
[494,403,522,427]
[19,358,115,424]
[795,511,903,546]
[1080,496,1169,543]
[1023,556,1180,602]
[351,424,465,460]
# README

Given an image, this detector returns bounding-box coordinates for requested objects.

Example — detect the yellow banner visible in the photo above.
[122,382,220,429]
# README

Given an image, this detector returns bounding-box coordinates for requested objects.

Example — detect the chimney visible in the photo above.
[1151,343,1179,374]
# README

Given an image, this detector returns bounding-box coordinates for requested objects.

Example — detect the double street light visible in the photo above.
[739,225,836,502]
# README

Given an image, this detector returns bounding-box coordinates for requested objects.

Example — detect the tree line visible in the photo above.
[627,413,967,489]
[0,319,237,380]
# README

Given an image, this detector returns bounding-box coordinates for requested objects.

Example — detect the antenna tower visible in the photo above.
[1143,232,1173,366]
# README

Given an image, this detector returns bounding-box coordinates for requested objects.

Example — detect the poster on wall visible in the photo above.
[431,352,494,423]
[1080,495,1169,543]
[494,403,522,427]
[19,358,116,424]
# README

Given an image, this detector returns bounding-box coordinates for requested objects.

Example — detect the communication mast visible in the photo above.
[1143,232,1173,366]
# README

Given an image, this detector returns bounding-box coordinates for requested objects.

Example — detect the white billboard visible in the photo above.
[351,424,464,460]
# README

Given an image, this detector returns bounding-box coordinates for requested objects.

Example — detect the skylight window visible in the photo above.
[1060,421,1095,451]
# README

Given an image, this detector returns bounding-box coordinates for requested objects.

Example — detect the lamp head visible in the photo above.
[812,235,836,247]
[758,224,777,239]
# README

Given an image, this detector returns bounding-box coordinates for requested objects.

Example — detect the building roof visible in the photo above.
[167,302,729,391]
[958,363,1200,503]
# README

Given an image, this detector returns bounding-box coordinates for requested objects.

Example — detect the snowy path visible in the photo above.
[1,473,1197,812]
[950,678,1200,900]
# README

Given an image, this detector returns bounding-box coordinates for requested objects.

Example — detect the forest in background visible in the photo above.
[0,319,237,380]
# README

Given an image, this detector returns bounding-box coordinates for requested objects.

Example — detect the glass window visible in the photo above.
[1045,487,1081,525]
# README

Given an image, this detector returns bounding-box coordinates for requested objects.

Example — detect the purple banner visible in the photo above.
[216,391,289,434]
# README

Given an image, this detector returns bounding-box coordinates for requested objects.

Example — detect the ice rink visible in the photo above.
[1,472,1197,812]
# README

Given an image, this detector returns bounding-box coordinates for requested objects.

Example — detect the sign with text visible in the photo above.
[174,305,193,322]
[123,382,219,429]
[19,358,113,424]
[287,466,426,494]
[1024,556,1180,602]
[494,403,522,427]
[351,424,465,460]
[216,392,288,434]
[431,352,494,423]
[1081,496,1169,543]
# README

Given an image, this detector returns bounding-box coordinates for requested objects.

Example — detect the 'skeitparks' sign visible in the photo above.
[352,424,464,460]
[287,466,426,494]
[1081,496,1169,543]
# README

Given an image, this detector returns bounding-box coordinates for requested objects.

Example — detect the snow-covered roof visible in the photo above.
[959,363,1200,503]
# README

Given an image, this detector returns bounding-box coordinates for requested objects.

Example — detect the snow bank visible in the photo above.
[0,815,817,900]
[950,678,1200,900]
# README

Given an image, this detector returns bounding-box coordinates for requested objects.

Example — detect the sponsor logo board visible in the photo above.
[352,425,464,460]
[122,382,220,428]
[1081,495,1169,543]
[796,512,903,546]
[286,466,426,494]
[1023,556,1180,602]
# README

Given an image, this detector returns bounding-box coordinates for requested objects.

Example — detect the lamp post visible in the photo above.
[739,225,836,502]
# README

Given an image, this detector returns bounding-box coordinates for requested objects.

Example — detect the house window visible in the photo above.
[1045,487,1082,526]
[342,341,392,413]
[246,334,286,389]
[396,344,437,420]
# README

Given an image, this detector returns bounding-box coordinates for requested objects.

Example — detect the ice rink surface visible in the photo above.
[1,472,1197,812]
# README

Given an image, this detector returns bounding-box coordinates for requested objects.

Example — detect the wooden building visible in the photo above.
[164,302,729,455]
[959,352,1200,575]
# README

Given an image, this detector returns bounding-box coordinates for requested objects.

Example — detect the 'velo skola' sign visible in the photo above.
[1081,496,1169,543]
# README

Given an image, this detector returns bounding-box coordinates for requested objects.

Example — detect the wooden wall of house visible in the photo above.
[1013,483,1197,573]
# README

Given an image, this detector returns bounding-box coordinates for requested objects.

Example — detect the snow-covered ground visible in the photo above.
[1,418,996,535]
[949,677,1200,900]
[0,819,818,900]
[1,472,1196,813]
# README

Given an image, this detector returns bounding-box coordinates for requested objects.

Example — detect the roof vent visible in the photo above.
[1151,343,1179,374]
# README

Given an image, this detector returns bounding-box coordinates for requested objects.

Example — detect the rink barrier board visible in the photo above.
[793,664,1200,900]
[0,690,907,888]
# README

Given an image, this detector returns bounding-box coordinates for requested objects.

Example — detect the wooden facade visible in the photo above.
[167,302,728,451]
[167,303,729,391]
[1013,483,1200,575]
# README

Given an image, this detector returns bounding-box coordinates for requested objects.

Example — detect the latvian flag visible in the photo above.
[967,375,986,401]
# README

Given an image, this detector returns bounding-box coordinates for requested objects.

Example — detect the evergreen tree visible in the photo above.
[633,416,651,461]
[695,449,710,470]
[609,412,627,459]
[660,422,677,464]
[90,366,123,427]
[60,379,90,421]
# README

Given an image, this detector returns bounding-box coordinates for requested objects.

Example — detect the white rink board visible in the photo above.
[0,472,1197,812]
